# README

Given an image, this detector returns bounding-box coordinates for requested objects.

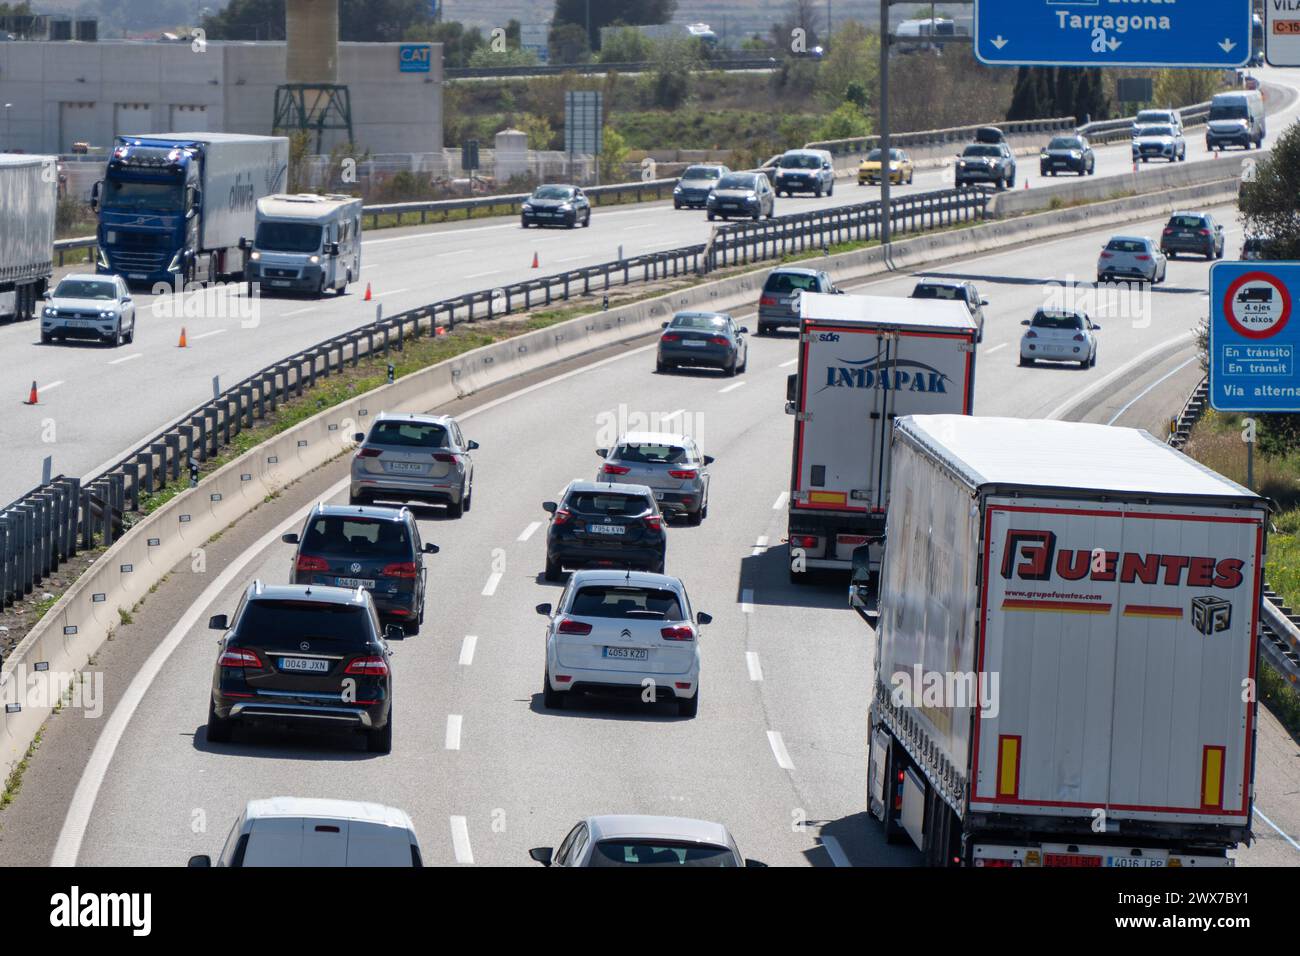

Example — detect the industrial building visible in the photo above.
[0,39,444,155]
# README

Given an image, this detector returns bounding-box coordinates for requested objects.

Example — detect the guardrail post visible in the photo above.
[32,495,51,578]
[78,490,93,552]
[165,434,182,481]
[191,415,208,464]
[0,516,12,608]
[141,450,156,495]
[395,322,404,352]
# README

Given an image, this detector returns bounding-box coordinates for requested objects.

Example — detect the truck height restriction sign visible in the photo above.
[1210,262,1300,411]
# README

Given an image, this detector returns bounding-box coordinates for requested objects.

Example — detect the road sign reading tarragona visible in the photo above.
[974,0,1252,68]
[1210,262,1300,412]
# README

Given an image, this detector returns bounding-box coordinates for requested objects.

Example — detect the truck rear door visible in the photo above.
[974,498,1263,831]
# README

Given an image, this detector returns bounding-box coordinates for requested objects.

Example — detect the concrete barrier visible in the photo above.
[0,174,1244,780]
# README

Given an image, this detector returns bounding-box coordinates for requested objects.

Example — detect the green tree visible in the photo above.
[599,27,654,64]
[1152,69,1223,109]
[600,127,631,183]
[516,113,557,151]
[548,21,592,64]
[553,0,677,51]
[815,21,879,110]
[404,20,486,70]
[468,45,539,68]
[647,36,701,109]
[817,102,872,141]
[204,0,434,42]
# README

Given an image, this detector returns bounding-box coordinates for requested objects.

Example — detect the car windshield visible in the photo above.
[764,271,820,293]
[866,149,903,161]
[780,154,822,169]
[102,178,184,211]
[570,586,684,620]
[1032,311,1085,330]
[533,186,574,200]
[567,493,651,517]
[912,283,961,301]
[717,174,756,190]
[1136,126,1174,137]
[1048,138,1081,150]
[255,221,323,254]
[1136,112,1172,124]
[963,145,1000,157]
[1210,102,1249,120]
[53,279,116,300]
[588,840,737,867]
[1106,238,1149,253]
[614,443,688,464]
[681,166,721,180]
[1169,215,1207,229]
[671,314,728,331]
[368,421,448,448]
[301,517,410,556]
[237,600,371,644]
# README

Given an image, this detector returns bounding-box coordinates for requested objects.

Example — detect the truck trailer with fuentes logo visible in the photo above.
[784,292,977,582]
[867,415,1267,866]
[92,133,289,287]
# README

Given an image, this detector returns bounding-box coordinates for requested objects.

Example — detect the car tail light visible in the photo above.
[793,535,818,548]
[1199,229,1210,236]
[382,562,419,579]
[662,333,680,342]
[668,469,697,479]
[709,336,729,346]
[1073,334,1085,342]
[357,448,382,458]
[645,515,663,532]
[661,625,695,641]
[602,463,631,475]
[553,509,571,526]
[1099,252,1113,259]
[433,452,456,462]
[218,648,263,668]
[295,554,329,573]
[1135,254,1150,261]
[557,618,592,635]
[760,295,777,306]
[1163,227,1173,235]
[345,656,389,676]
[1025,330,1037,338]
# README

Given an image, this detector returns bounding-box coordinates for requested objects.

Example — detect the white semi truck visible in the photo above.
[0,154,58,322]
[784,292,978,582]
[868,415,1267,867]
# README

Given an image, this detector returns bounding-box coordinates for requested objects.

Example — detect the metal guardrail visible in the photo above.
[1080,102,1214,146]
[447,56,786,79]
[1167,375,1300,686]
[807,116,1079,158]
[2,184,987,610]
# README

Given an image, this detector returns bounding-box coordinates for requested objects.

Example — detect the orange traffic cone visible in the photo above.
[364,282,372,301]
[435,325,447,336]
[531,251,539,269]
[177,326,188,348]
[24,380,37,405]
[1024,178,1029,189]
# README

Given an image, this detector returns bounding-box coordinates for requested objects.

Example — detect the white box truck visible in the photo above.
[868,415,1267,867]
[0,154,58,321]
[785,292,978,582]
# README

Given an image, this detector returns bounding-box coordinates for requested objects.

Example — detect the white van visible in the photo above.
[773,148,836,198]
[1206,90,1265,151]
[244,193,363,297]
[189,797,424,867]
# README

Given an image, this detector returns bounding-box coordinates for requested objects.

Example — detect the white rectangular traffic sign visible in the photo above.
[1267,1,1300,66]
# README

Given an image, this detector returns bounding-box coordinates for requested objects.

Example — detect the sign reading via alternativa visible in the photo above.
[975,0,1252,68]
[1267,0,1300,66]
[1210,262,1300,412]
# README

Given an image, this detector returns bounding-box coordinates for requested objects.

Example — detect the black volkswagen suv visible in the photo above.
[542,481,667,581]
[206,582,401,753]
[283,504,438,635]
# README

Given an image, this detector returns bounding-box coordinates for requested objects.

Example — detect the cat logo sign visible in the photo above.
[399,44,432,73]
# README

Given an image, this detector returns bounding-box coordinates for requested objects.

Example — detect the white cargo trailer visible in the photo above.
[868,415,1267,867]
[785,292,977,581]
[0,154,58,321]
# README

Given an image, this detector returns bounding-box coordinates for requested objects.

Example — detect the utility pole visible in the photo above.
[879,0,891,247]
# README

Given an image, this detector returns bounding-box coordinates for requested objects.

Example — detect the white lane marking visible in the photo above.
[984,342,1007,355]
[192,328,226,341]
[1254,807,1300,853]
[1105,356,1200,426]
[659,408,685,425]
[445,714,463,750]
[517,521,542,542]
[767,730,795,770]
[481,571,503,596]
[39,380,65,392]
[752,535,769,556]
[1047,331,1196,421]
[746,651,764,681]
[280,307,317,317]
[623,223,656,231]
[772,491,789,510]
[779,358,798,368]
[465,270,501,280]
[459,635,478,667]
[439,249,473,256]
[107,353,142,366]
[741,588,755,613]
[719,381,747,394]
[450,816,474,863]
[557,254,588,262]
[821,835,851,868]
[371,287,410,298]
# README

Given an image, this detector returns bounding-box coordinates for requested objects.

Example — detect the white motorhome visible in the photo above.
[245,193,363,297]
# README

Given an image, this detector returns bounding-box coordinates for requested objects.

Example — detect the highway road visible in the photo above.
[2,198,1295,868]
[2,68,1298,505]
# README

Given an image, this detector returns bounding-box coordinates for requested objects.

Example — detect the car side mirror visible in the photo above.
[1021,319,1030,326]
[542,501,557,514]
[703,455,715,465]
[595,448,608,458]
[697,612,712,625]
[662,321,669,329]
[281,532,299,544]
[188,855,212,868]
[535,603,552,616]
[353,432,365,442]
[786,373,797,402]
[744,858,768,868]
[90,180,101,212]
[423,543,439,554]
[329,242,340,256]
[980,299,989,306]
[1091,324,1102,331]
[466,440,479,450]
[384,624,404,641]
[208,614,228,631]
[529,847,554,866]
[238,237,249,251]
[738,326,749,333]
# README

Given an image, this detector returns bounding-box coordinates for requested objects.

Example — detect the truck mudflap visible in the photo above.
[972,843,1233,868]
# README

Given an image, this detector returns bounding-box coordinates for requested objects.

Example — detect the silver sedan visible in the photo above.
[350,412,478,517]
[596,432,713,525]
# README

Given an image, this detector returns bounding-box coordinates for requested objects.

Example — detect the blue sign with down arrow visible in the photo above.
[974,0,1252,69]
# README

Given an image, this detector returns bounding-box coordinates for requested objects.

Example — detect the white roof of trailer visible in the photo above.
[800,292,976,332]
[258,193,362,220]
[117,132,285,144]
[898,415,1259,500]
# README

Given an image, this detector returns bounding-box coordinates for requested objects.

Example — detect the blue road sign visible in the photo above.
[974,0,1252,68]
[1210,261,1300,412]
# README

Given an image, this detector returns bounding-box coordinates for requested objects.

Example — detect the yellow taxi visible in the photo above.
[857,148,914,186]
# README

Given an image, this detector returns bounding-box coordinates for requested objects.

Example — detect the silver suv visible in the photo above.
[596,432,714,525]
[773,148,835,197]
[350,412,478,517]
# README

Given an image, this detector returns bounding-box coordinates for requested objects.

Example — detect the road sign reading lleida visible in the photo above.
[1210,262,1300,412]
[974,0,1252,68]
[1267,0,1300,66]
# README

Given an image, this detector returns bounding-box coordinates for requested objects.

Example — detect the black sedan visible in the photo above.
[521,184,591,229]
[656,311,748,376]
[1039,134,1095,176]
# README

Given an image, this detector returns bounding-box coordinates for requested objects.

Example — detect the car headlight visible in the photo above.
[522,203,533,212]
[746,192,758,200]
[249,250,260,261]
[43,307,57,317]
[99,310,117,320]
[558,203,573,211]
[673,185,682,193]
[1070,150,1081,158]
[309,254,320,264]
